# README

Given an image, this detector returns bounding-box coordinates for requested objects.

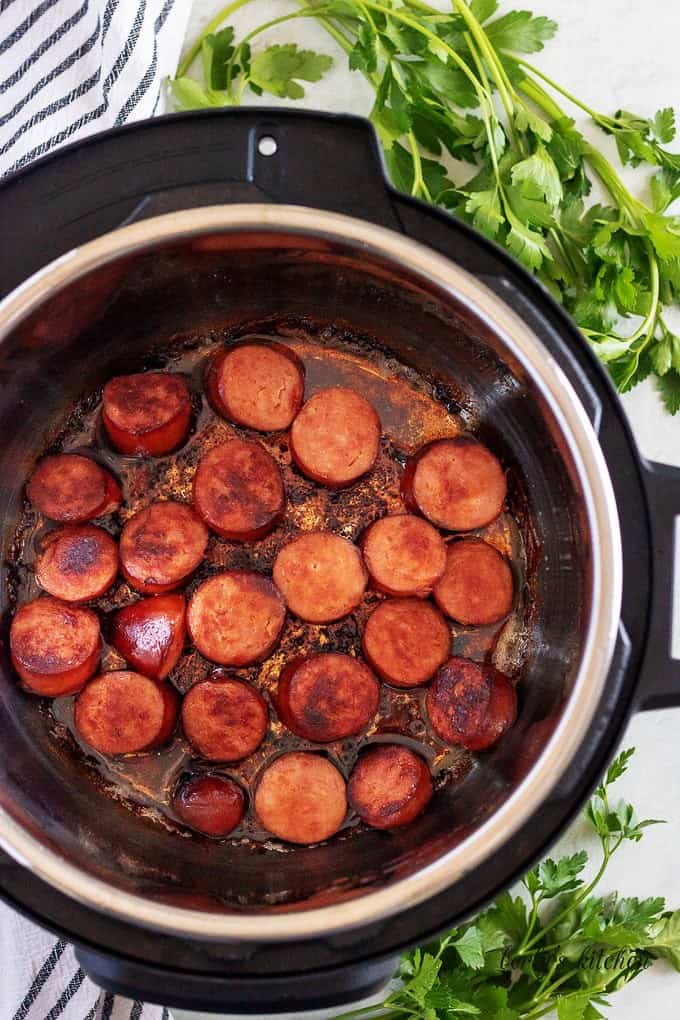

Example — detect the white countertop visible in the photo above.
[177,2,680,1016]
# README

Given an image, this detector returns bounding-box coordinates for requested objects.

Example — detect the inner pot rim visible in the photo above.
[0,204,622,941]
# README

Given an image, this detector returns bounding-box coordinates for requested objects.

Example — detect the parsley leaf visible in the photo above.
[485,10,558,53]
[249,44,333,99]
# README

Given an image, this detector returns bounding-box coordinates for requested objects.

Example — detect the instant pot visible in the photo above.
[0,110,678,1013]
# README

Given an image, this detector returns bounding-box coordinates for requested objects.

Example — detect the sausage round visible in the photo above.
[35,525,118,603]
[277,653,379,742]
[207,342,305,431]
[272,531,367,623]
[74,670,178,754]
[402,437,506,531]
[181,677,268,761]
[120,501,208,594]
[102,372,192,456]
[348,744,432,829]
[26,453,121,522]
[110,594,186,681]
[290,387,381,487]
[187,572,285,665]
[172,774,246,836]
[362,598,450,688]
[10,597,101,696]
[426,657,517,751]
[193,439,285,541]
[255,752,347,844]
[434,538,514,625]
[361,514,446,597]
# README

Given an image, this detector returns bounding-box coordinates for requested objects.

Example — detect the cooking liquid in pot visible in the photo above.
[7,320,530,846]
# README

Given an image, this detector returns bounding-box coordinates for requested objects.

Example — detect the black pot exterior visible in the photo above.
[0,110,678,1012]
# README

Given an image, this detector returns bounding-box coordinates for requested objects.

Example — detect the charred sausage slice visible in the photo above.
[172,774,245,836]
[187,572,285,665]
[403,437,506,531]
[272,531,367,623]
[426,656,517,751]
[193,439,285,541]
[255,752,347,844]
[207,342,305,431]
[290,387,381,487]
[348,744,432,829]
[120,501,208,594]
[361,514,446,597]
[35,524,118,603]
[74,670,178,754]
[434,538,514,625]
[362,598,450,688]
[110,594,186,681]
[10,597,101,696]
[181,677,268,761]
[277,653,379,742]
[102,372,191,456]
[27,453,121,522]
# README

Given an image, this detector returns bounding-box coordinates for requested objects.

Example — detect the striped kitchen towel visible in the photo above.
[0,0,191,177]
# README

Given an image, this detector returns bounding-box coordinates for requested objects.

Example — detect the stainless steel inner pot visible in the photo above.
[0,204,621,942]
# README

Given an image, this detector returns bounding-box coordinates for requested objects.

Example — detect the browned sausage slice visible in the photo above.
[192,439,285,541]
[362,598,450,688]
[361,514,446,597]
[403,437,506,531]
[120,501,208,594]
[10,597,101,696]
[172,774,245,836]
[35,525,118,603]
[348,744,432,829]
[27,453,121,522]
[272,531,367,623]
[181,677,268,761]
[255,752,347,844]
[290,387,381,487]
[426,657,517,751]
[207,342,305,431]
[110,594,186,681]
[102,372,191,456]
[434,538,514,625]
[277,653,379,742]
[74,670,178,754]
[187,572,285,665]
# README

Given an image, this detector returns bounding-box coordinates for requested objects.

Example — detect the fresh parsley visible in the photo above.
[170,0,680,412]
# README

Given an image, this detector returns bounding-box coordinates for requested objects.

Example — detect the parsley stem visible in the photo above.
[177,0,255,77]
[452,0,517,128]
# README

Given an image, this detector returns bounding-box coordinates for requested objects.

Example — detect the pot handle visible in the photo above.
[636,459,680,710]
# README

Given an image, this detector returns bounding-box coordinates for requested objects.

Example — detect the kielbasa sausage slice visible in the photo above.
[120,501,208,594]
[27,453,121,522]
[362,598,450,688]
[277,653,379,742]
[74,670,178,755]
[36,524,118,603]
[111,594,186,681]
[361,513,446,597]
[426,657,517,751]
[193,438,285,541]
[102,372,192,456]
[173,774,246,836]
[434,538,514,625]
[348,744,432,829]
[181,677,268,761]
[187,572,285,666]
[290,387,381,487]
[272,531,367,623]
[403,437,506,531]
[208,342,305,431]
[10,597,101,696]
[255,752,347,844]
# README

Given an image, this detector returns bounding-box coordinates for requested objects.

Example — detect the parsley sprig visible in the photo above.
[170,1,680,411]
[322,748,677,1020]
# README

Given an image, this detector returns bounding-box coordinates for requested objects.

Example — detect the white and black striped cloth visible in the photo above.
[0,0,190,176]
